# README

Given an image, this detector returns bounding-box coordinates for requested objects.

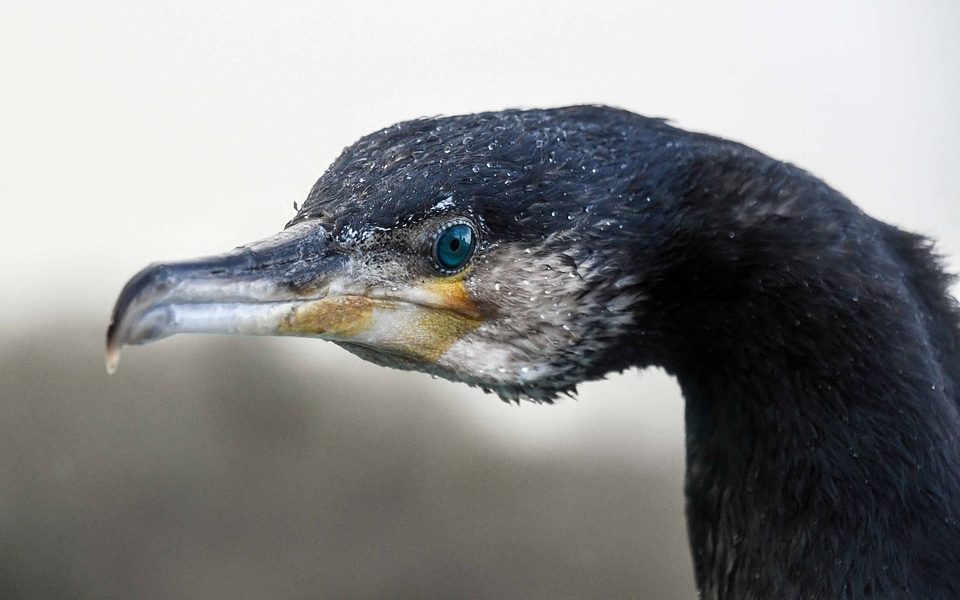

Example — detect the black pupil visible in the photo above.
[449,239,460,252]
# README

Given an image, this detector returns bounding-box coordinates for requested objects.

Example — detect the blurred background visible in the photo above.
[1,1,958,598]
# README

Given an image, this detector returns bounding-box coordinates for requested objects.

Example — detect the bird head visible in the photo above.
[107,106,703,401]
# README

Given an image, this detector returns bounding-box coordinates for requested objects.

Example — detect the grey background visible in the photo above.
[1,1,958,598]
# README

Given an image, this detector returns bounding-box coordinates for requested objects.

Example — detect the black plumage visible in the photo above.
[108,106,960,598]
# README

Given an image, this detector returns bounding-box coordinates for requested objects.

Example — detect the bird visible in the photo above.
[106,105,960,599]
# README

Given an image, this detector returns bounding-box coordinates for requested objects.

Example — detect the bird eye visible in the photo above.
[432,221,476,273]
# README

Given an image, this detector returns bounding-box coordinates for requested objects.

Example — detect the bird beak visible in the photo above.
[105,221,482,374]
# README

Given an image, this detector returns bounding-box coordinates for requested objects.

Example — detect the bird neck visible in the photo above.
[639,160,960,597]
[676,349,960,598]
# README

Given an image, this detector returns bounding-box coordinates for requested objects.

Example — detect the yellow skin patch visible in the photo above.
[284,295,381,338]
[420,275,482,319]
[280,278,482,363]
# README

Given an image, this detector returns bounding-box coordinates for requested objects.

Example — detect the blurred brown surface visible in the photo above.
[0,321,695,599]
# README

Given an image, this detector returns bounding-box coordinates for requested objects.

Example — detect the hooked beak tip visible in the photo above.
[105,348,120,375]
[105,324,121,374]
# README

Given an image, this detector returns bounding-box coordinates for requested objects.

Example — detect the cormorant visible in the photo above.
[107,106,960,598]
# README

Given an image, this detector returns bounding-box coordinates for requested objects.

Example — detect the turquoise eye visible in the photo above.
[433,222,476,273]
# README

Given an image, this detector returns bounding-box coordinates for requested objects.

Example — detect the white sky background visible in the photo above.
[2,0,959,462]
